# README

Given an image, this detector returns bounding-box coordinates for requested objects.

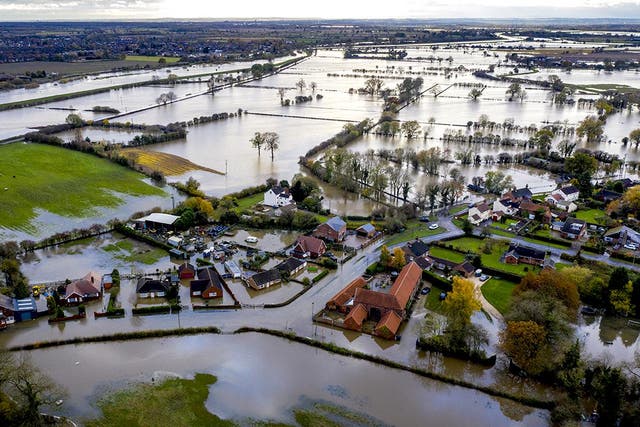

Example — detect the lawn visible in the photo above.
[103,239,167,265]
[575,209,606,224]
[444,237,484,253]
[424,285,447,314]
[448,205,467,215]
[481,278,518,315]
[235,192,265,211]
[87,373,233,427]
[124,55,181,63]
[0,143,166,233]
[385,220,445,246]
[428,246,466,263]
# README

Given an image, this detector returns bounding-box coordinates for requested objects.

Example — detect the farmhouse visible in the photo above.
[190,268,223,299]
[263,186,294,208]
[246,269,281,290]
[292,235,326,258]
[136,278,170,298]
[62,272,102,305]
[504,243,546,266]
[326,276,367,313]
[468,202,492,226]
[313,216,347,242]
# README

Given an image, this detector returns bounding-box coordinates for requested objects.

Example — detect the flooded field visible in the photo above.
[25,333,549,426]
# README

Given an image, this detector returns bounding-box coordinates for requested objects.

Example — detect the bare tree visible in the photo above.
[296,78,306,92]
[250,132,266,157]
[310,81,317,93]
[264,132,280,161]
[277,88,287,104]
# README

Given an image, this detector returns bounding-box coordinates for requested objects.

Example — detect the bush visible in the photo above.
[312,270,329,283]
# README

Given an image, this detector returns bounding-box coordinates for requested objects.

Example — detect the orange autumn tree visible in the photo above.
[515,269,580,315]
[500,320,548,375]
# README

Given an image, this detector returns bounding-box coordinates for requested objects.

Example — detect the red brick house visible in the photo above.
[62,272,102,305]
[326,277,367,313]
[313,217,347,242]
[178,262,196,280]
[190,268,223,299]
[343,304,367,331]
[292,236,326,258]
[504,244,546,266]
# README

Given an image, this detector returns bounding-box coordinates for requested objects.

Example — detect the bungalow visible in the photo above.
[275,257,307,277]
[413,256,434,271]
[292,235,327,258]
[326,276,367,313]
[504,243,546,266]
[510,187,533,200]
[62,272,102,305]
[190,268,223,299]
[453,261,475,278]
[313,217,347,242]
[136,278,170,298]
[263,186,294,208]
[246,269,282,290]
[560,218,587,240]
[603,226,640,246]
[403,239,429,259]
[468,203,492,226]
[178,262,196,280]
[556,200,578,213]
[356,223,377,238]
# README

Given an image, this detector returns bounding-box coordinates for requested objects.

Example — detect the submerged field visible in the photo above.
[119,147,224,176]
[0,143,166,235]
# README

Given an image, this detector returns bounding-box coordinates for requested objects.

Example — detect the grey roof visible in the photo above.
[357,223,376,234]
[560,185,579,195]
[249,269,281,286]
[15,297,37,312]
[275,257,305,274]
[406,240,429,257]
[506,243,546,261]
[325,216,346,232]
[134,213,180,225]
[561,217,586,234]
[512,188,532,199]
[0,294,14,311]
[136,278,170,293]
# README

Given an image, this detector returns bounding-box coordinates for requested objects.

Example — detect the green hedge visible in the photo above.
[132,304,182,315]
[524,233,572,248]
[312,270,329,283]
[422,270,453,292]
[610,251,640,263]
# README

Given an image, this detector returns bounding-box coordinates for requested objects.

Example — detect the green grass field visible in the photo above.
[481,278,517,315]
[125,55,181,63]
[428,246,467,263]
[0,143,165,233]
[103,239,167,265]
[87,373,232,427]
[424,285,447,314]
[385,220,445,246]
[575,209,606,224]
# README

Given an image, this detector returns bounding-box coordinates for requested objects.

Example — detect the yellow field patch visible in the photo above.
[119,148,223,176]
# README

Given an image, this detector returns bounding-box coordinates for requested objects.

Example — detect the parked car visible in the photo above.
[421,287,431,295]
[245,236,258,243]
[325,253,338,262]
[428,223,439,230]
[479,274,489,281]
[624,243,638,251]
[418,215,430,222]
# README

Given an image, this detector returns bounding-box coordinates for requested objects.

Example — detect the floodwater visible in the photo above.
[25,333,549,426]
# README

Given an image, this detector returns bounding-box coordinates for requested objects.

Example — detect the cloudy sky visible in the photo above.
[0,0,639,20]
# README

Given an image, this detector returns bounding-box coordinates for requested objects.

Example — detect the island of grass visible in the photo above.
[87,373,384,427]
[0,143,166,233]
[124,55,181,63]
[481,277,517,315]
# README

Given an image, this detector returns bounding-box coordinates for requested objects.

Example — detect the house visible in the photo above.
[343,303,367,331]
[453,261,475,278]
[356,223,377,238]
[136,278,170,298]
[246,269,281,290]
[519,200,551,222]
[292,235,327,258]
[190,268,223,299]
[556,200,578,213]
[560,217,587,240]
[403,239,429,259]
[554,185,580,202]
[134,213,180,231]
[263,186,294,208]
[603,226,640,246]
[493,198,520,217]
[468,203,492,226]
[326,276,367,313]
[62,272,102,305]
[313,217,347,242]
[413,256,433,271]
[275,257,307,277]
[510,187,533,200]
[178,262,196,279]
[504,243,546,266]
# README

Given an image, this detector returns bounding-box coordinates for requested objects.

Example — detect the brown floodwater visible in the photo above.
[25,333,549,426]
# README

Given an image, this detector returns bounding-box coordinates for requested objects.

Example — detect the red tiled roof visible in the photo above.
[65,271,101,298]
[344,303,367,330]
[354,288,402,311]
[295,236,326,254]
[327,277,366,308]
[375,311,403,338]
[389,262,422,309]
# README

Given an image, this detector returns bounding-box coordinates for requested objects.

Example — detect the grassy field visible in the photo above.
[575,209,606,224]
[481,278,517,315]
[428,246,467,264]
[235,193,264,211]
[0,60,170,76]
[125,55,181,63]
[103,239,167,265]
[385,220,445,246]
[120,148,223,176]
[87,373,233,427]
[0,143,165,233]
[424,285,446,313]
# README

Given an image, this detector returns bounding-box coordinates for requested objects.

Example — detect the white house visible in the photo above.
[468,203,492,225]
[493,197,519,217]
[548,185,580,206]
[263,186,294,208]
[556,200,578,213]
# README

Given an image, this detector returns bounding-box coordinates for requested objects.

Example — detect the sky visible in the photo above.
[0,0,639,20]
